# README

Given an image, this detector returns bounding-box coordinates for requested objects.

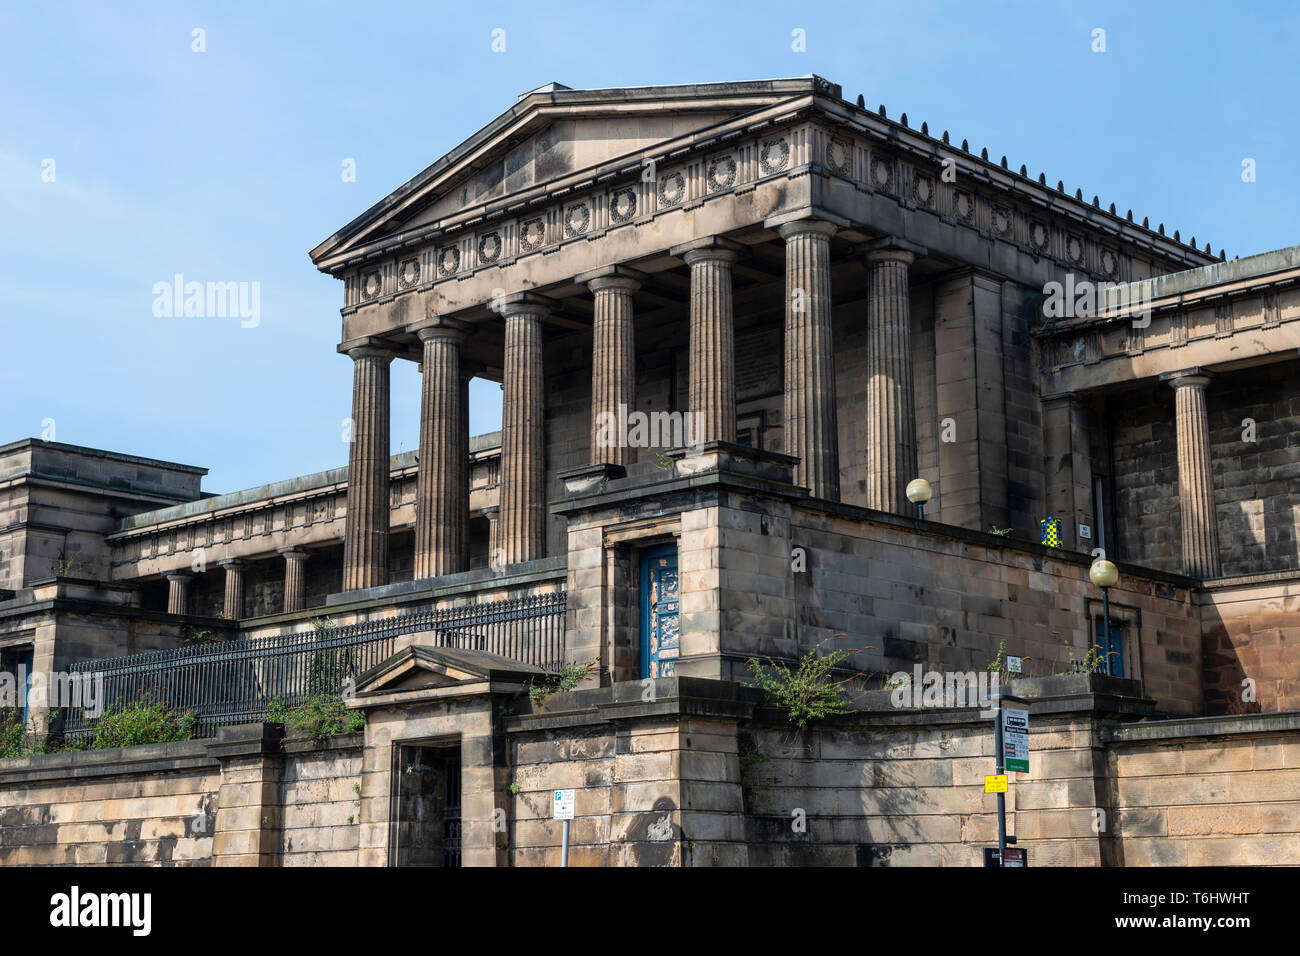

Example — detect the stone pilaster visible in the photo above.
[208,723,284,867]
[675,238,742,444]
[411,320,470,580]
[164,571,192,616]
[1164,369,1221,578]
[1041,393,1094,551]
[341,343,394,591]
[499,297,551,566]
[778,219,840,500]
[581,268,644,466]
[279,548,309,613]
[865,246,917,514]
[219,559,245,620]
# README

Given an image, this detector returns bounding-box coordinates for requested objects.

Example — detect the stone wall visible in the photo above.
[1199,574,1300,715]
[0,727,362,867]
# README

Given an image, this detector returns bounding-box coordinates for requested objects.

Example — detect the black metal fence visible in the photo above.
[62,591,566,739]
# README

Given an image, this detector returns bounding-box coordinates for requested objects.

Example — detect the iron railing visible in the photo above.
[62,591,566,738]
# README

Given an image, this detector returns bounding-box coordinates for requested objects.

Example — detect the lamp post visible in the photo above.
[1089,557,1119,674]
[905,478,933,521]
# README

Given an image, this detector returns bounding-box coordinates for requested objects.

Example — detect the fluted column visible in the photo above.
[680,242,740,444]
[585,272,642,465]
[165,571,192,616]
[499,298,550,566]
[219,559,245,619]
[280,548,309,613]
[779,219,840,500]
[341,344,394,591]
[865,247,917,514]
[413,321,469,580]
[1165,369,1221,577]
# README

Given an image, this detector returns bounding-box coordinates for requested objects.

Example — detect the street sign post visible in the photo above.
[992,694,1029,866]
[553,789,575,867]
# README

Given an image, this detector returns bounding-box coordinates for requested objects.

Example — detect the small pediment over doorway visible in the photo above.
[351,643,547,705]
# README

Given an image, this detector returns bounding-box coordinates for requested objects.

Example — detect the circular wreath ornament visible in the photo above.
[913,175,933,206]
[760,137,790,174]
[993,207,1012,236]
[826,138,851,175]
[707,156,737,192]
[1101,249,1117,277]
[520,218,545,251]
[565,203,591,238]
[1029,221,1048,248]
[657,171,686,207]
[398,258,420,288]
[361,271,383,300]
[437,246,461,277]
[954,191,973,223]
[871,158,892,189]
[1067,236,1083,262]
[478,232,503,264]
[610,188,637,223]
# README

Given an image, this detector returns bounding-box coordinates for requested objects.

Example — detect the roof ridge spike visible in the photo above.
[1158,223,1165,234]
[1075,188,1083,200]
[921,121,929,135]
[942,130,949,143]
[1108,202,1116,214]
[980,147,988,160]
[1092,196,1100,207]
[1018,163,1026,175]
[856,93,865,107]
[878,104,886,117]
[961,139,969,151]
[1126,209,1133,220]
[1037,172,1046,184]
[900,112,908,127]
[1143,216,1149,227]
[1173,229,1180,241]
[1219,249,1225,259]
[1190,235,1196,247]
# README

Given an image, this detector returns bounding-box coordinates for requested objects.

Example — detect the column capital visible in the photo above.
[337,336,402,361]
[1161,367,1212,389]
[277,547,310,560]
[576,264,648,292]
[163,570,194,583]
[218,558,245,571]
[497,292,559,318]
[671,235,744,264]
[776,218,839,241]
[860,235,926,264]
[407,316,472,341]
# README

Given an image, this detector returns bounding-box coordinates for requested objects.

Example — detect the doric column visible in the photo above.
[411,319,470,580]
[341,343,394,591]
[675,238,742,445]
[580,267,645,466]
[779,219,840,500]
[499,296,551,566]
[865,245,917,514]
[279,548,309,613]
[1164,369,1221,577]
[219,559,245,619]
[165,571,193,616]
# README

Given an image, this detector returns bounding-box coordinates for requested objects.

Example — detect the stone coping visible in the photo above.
[1103,710,1300,744]
[0,726,365,784]
[0,438,207,475]
[320,554,567,610]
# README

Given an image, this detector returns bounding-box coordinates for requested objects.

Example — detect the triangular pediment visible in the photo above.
[310,77,839,271]
[354,642,548,696]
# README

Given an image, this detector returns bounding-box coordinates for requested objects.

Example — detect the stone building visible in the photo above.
[1,76,1298,867]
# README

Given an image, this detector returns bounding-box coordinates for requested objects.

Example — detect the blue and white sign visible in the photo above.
[552,789,575,820]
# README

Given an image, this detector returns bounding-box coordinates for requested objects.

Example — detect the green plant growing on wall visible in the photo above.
[987,641,1030,682]
[988,526,1013,538]
[745,641,861,729]
[1055,640,1113,676]
[183,626,218,645]
[86,693,197,749]
[50,547,83,578]
[265,694,364,742]
[508,782,522,796]
[526,659,599,705]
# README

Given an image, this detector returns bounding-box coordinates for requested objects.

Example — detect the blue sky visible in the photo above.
[2,0,1296,493]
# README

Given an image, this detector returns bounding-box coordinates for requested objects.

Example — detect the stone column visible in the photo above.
[412,320,469,580]
[499,297,551,566]
[165,571,193,616]
[581,268,644,466]
[865,246,918,514]
[279,548,309,613]
[675,238,741,444]
[341,343,394,591]
[779,219,840,500]
[1164,369,1221,578]
[219,559,245,619]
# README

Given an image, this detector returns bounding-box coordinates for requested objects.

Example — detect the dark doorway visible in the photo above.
[393,743,462,867]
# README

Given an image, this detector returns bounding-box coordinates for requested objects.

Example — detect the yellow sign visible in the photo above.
[985,774,1008,793]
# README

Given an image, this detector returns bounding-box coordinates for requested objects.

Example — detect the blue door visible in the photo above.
[1095,619,1125,677]
[640,545,680,679]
